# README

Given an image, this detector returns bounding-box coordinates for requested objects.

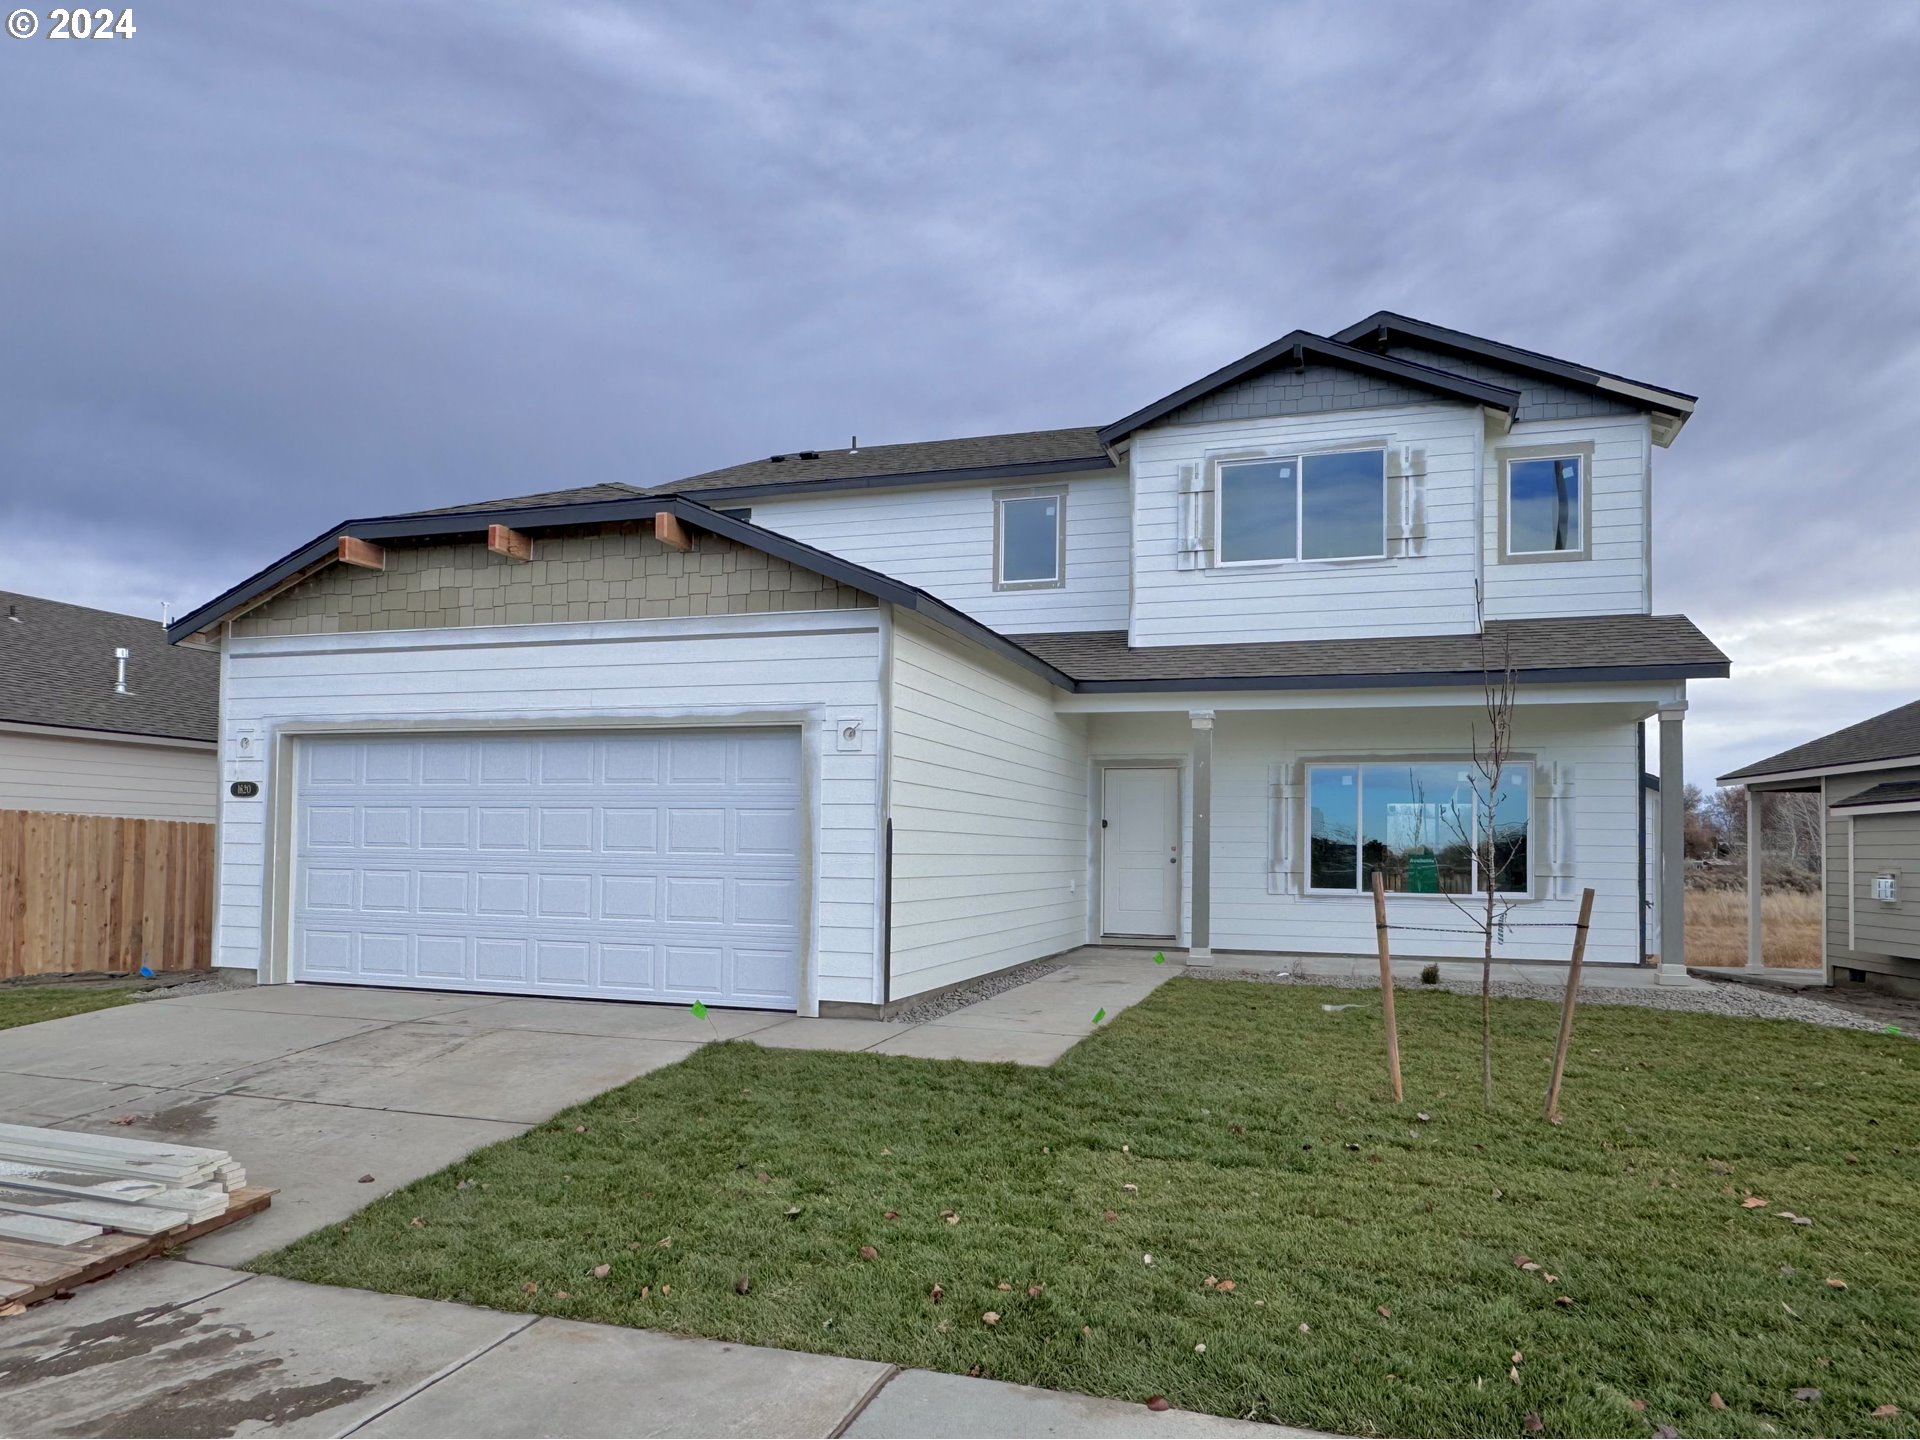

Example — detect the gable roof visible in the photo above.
[1720,697,1920,783]
[1331,311,1695,442]
[167,493,1724,697]
[2,590,218,743]
[1095,331,1521,448]
[1018,614,1727,692]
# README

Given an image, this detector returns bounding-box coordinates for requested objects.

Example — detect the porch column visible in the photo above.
[1189,709,1214,962]
[1747,786,1765,971]
[1657,700,1688,984]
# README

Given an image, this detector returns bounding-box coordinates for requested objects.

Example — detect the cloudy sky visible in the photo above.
[2,1,1915,783]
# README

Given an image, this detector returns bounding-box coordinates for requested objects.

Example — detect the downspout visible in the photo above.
[1637,720,1648,964]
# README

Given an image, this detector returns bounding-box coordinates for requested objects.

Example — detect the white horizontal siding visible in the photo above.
[1127,403,1486,646]
[1484,413,1652,619]
[887,612,1089,996]
[0,729,216,822]
[1087,703,1646,965]
[214,612,886,1008]
[746,471,1129,633]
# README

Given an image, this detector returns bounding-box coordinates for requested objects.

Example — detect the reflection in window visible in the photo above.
[1508,456,1582,555]
[998,494,1061,584]
[1218,450,1384,563]
[1307,762,1530,895]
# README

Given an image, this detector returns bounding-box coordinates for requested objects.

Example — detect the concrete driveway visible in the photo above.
[0,950,1254,1438]
[0,952,1166,1264]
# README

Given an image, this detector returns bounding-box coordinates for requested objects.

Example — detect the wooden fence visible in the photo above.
[0,810,215,979]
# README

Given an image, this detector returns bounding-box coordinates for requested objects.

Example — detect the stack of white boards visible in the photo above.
[0,1122,247,1247]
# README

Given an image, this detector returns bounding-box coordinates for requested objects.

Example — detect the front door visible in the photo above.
[1101,766,1179,937]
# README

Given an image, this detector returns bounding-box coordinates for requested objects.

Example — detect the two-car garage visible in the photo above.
[290,729,805,1010]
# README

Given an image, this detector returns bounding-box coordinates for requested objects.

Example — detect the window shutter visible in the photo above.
[1177,463,1215,570]
[1385,446,1427,558]
[1269,763,1302,895]
[1267,768,1297,890]
[1543,761,1575,898]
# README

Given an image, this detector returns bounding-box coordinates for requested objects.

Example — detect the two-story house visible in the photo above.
[168,313,1727,1014]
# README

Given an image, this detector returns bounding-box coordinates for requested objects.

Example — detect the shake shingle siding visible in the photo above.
[1162,363,1431,425]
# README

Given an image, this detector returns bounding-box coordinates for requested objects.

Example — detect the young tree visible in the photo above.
[1442,583,1520,1104]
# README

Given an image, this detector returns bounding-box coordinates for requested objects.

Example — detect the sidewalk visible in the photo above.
[0,1258,1320,1438]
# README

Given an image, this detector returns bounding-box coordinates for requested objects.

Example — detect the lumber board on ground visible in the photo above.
[0,1189,272,1310]
[0,1121,234,1163]
[0,1185,201,1235]
[0,1213,105,1246]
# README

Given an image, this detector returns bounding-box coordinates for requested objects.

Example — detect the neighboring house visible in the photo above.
[0,590,218,822]
[168,312,1727,1014]
[1720,699,1920,993]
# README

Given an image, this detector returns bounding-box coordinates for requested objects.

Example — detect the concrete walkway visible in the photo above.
[0,1258,1308,1437]
[0,949,1281,1438]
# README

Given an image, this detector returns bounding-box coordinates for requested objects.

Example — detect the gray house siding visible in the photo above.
[1162,362,1431,426]
[1825,768,1920,983]
[1386,345,1639,423]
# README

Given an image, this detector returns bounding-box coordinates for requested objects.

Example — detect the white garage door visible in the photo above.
[292,729,803,1009]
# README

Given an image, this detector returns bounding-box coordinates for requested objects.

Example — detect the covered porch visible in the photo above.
[1061,684,1695,977]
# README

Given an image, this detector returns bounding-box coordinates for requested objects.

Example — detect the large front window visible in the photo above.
[1217,449,1386,564]
[1308,761,1530,896]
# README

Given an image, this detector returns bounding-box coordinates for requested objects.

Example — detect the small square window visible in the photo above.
[996,493,1063,587]
[1506,454,1584,557]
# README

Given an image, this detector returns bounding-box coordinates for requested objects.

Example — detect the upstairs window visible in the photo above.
[1307,761,1531,897]
[995,490,1064,589]
[1217,448,1386,564]
[1500,444,1591,561]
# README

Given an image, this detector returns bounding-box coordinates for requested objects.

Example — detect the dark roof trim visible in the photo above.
[1096,331,1521,447]
[651,454,1114,505]
[664,501,1075,691]
[1330,311,1697,417]
[165,494,1079,693]
[1069,660,1727,696]
[0,716,216,747]
[171,498,1723,698]
[1832,780,1920,811]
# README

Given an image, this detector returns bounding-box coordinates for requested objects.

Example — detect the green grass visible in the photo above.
[0,985,131,1030]
[253,979,1920,1437]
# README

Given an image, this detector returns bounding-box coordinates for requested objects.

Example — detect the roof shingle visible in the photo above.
[1016,614,1727,689]
[1831,779,1920,810]
[648,427,1110,497]
[1,591,218,742]
[1721,698,1920,781]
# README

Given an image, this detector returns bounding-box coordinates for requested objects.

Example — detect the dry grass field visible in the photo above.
[1686,887,1823,969]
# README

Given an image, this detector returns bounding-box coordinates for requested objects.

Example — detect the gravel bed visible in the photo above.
[887,957,1064,1024]
[1189,965,1896,1034]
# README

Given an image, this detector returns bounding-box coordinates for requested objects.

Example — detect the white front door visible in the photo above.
[292,729,805,1009]
[1101,766,1179,938]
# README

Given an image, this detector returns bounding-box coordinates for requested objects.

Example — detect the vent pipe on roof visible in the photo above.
[113,647,130,695]
[5,603,17,622]
[849,435,858,453]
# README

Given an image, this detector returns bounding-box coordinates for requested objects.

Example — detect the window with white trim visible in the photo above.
[995,491,1063,588]
[1306,761,1531,896]
[1506,454,1582,555]
[1216,448,1386,565]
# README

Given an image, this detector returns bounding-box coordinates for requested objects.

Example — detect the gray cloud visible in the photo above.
[2,0,1915,782]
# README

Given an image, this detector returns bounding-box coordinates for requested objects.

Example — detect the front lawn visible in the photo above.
[0,985,132,1030]
[255,979,1919,1437]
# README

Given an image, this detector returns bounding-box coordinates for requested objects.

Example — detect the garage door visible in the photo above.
[292,730,803,1009]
